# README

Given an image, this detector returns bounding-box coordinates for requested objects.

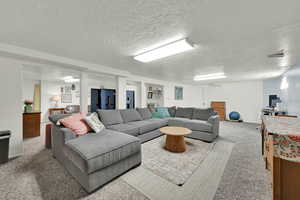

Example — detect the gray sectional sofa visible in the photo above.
[49,107,219,193]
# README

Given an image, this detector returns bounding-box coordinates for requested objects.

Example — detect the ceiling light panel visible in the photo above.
[134,38,194,63]
[194,72,226,81]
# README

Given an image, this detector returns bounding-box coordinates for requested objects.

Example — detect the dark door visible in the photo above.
[100,89,116,109]
[126,90,135,109]
[91,89,100,112]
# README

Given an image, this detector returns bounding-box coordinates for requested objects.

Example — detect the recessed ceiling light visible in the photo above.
[194,72,226,81]
[134,38,194,63]
[62,76,80,83]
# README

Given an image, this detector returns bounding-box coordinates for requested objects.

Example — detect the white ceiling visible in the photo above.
[1,0,300,84]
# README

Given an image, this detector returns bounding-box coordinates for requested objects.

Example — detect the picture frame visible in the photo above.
[175,86,183,100]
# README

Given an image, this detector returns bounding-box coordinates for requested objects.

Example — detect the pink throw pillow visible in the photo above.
[59,113,91,135]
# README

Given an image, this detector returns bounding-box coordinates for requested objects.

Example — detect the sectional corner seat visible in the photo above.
[49,107,219,193]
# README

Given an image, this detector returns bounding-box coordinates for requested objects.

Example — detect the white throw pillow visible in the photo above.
[84,112,105,133]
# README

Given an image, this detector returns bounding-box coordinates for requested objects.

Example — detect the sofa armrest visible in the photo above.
[51,125,77,160]
[207,115,220,137]
[60,128,77,142]
[208,115,219,124]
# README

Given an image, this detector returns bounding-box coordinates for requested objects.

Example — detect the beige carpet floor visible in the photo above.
[0,122,271,200]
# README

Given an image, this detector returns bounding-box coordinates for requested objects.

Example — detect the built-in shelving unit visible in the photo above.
[145,83,164,110]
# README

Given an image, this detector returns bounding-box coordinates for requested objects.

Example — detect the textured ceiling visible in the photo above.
[1,0,300,84]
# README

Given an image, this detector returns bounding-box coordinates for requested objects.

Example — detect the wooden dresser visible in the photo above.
[23,112,41,138]
[211,101,226,120]
[261,116,300,200]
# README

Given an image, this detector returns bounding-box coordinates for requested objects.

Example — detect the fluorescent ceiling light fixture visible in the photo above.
[62,76,73,80]
[134,38,194,62]
[62,76,80,83]
[194,72,226,81]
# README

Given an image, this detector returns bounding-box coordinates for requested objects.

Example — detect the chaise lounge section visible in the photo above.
[49,115,142,193]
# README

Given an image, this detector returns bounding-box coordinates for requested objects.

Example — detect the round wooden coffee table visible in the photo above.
[160,126,192,153]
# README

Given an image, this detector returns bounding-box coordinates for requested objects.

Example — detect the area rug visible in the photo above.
[142,136,216,186]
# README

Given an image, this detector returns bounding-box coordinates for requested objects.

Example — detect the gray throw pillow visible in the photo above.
[120,109,143,123]
[136,108,152,120]
[168,106,176,117]
[84,112,105,133]
[192,108,214,120]
[97,110,123,126]
[175,107,194,119]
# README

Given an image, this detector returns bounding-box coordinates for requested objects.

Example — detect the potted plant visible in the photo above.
[24,100,33,113]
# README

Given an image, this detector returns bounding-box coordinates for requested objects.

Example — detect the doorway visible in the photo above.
[126,90,135,109]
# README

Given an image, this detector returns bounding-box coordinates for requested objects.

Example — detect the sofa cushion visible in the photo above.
[120,109,142,123]
[59,113,91,135]
[168,117,189,127]
[97,110,123,126]
[156,107,170,118]
[152,112,165,118]
[49,114,72,126]
[107,123,140,136]
[147,118,169,127]
[64,129,140,174]
[175,107,194,119]
[184,120,212,132]
[192,108,214,120]
[136,108,152,120]
[168,106,176,117]
[168,118,212,133]
[127,120,161,134]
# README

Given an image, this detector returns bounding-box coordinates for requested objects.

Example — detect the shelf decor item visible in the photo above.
[50,95,60,107]
[24,100,33,113]
[147,92,153,99]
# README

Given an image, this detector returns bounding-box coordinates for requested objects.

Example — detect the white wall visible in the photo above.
[22,79,40,102]
[164,83,203,108]
[203,80,263,123]
[124,75,203,109]
[263,64,300,116]
[0,58,23,158]
[117,77,127,109]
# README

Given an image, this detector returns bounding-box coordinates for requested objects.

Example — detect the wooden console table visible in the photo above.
[261,116,300,200]
[23,112,41,138]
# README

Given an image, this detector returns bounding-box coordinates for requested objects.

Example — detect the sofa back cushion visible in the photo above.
[192,108,214,120]
[136,108,152,120]
[175,107,194,119]
[59,113,91,135]
[168,106,176,117]
[97,110,123,126]
[156,107,170,118]
[152,112,165,118]
[120,109,143,123]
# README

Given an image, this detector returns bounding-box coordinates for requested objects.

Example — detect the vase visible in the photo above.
[24,104,33,113]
